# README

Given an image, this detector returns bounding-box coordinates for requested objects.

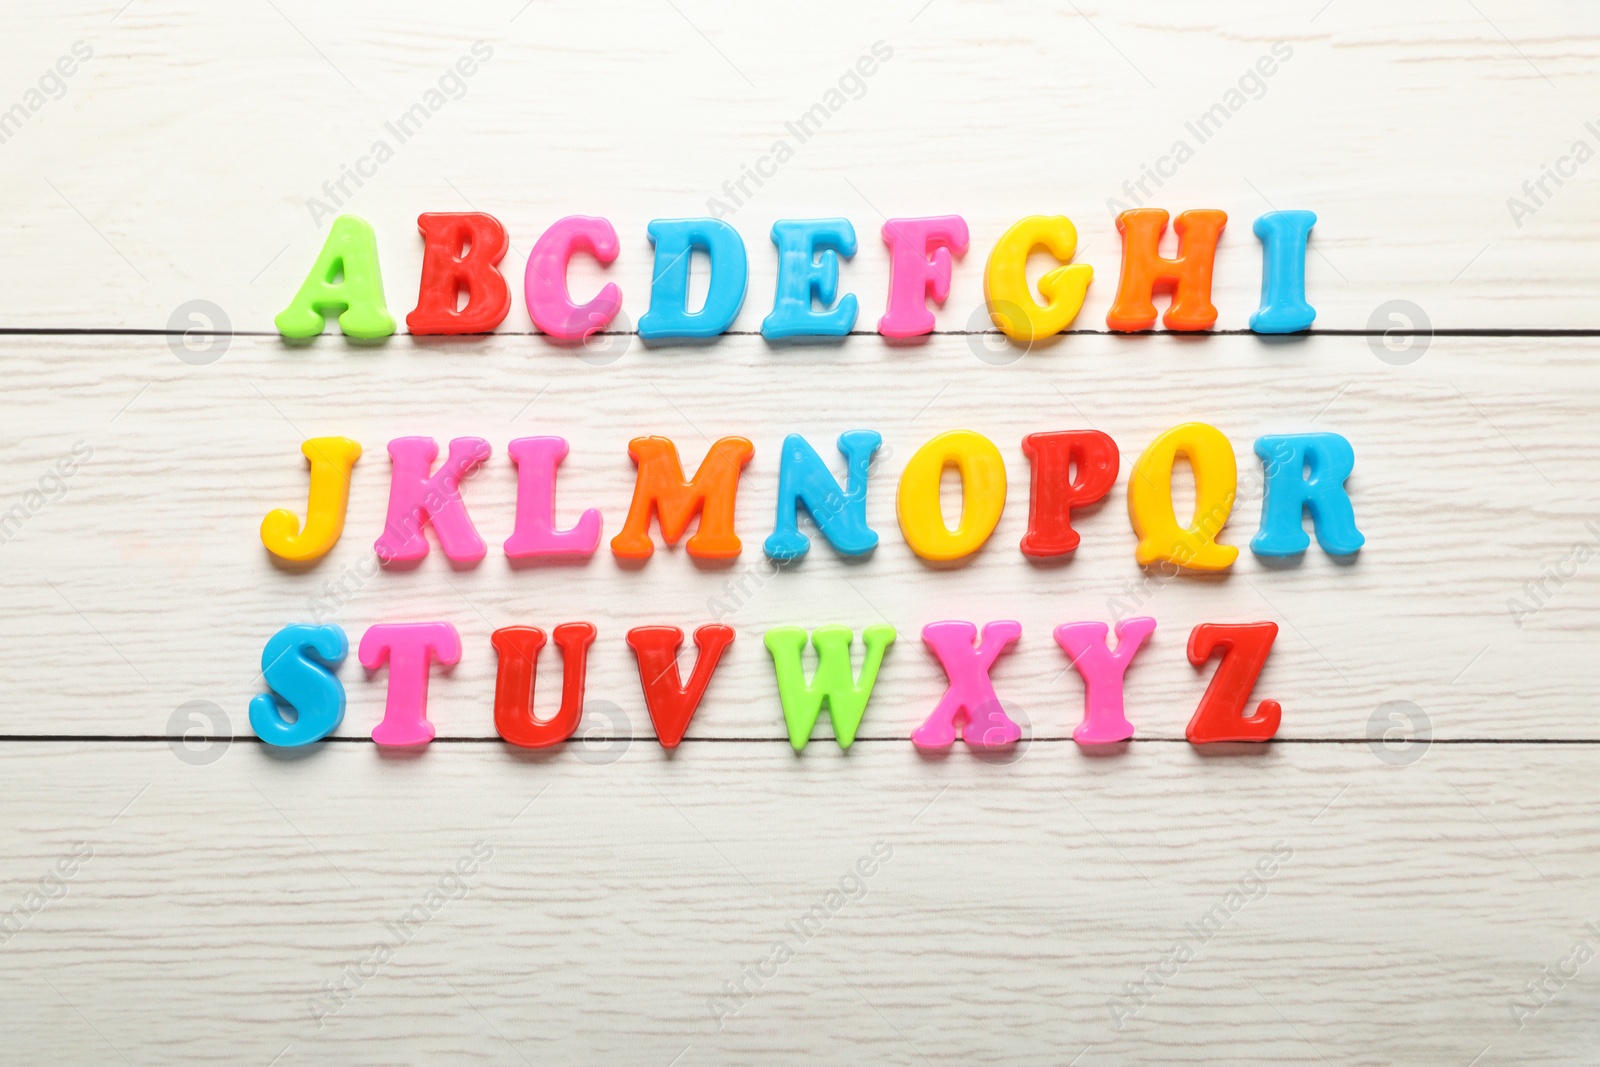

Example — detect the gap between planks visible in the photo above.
[0,736,1595,745]
[1,328,1598,338]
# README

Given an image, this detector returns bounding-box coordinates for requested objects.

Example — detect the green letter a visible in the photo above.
[275,215,396,339]
[764,624,895,750]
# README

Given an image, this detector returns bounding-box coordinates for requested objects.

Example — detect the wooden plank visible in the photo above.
[1,2,1598,328]
[0,332,1590,738]
[0,741,1592,1065]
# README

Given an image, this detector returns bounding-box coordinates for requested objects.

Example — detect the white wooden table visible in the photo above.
[2,2,1597,1063]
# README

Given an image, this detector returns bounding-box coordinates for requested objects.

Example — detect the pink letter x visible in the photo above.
[912,620,1023,749]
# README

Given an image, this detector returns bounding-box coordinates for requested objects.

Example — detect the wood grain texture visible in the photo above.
[1,742,1597,1066]
[1,2,1599,329]
[0,333,1592,739]
[1,2,1597,1065]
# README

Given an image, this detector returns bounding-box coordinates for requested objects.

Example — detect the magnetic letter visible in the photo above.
[611,436,755,560]
[984,215,1093,342]
[374,437,492,564]
[504,436,602,559]
[765,430,881,561]
[896,430,1006,561]
[912,620,1023,749]
[1054,618,1156,745]
[878,216,969,338]
[260,436,362,562]
[1186,622,1280,744]
[764,625,896,750]
[637,218,748,339]
[525,215,622,341]
[275,215,396,339]
[1106,208,1227,332]
[491,623,598,748]
[1249,210,1316,334]
[626,624,735,748]
[1127,422,1238,571]
[1252,432,1364,557]
[406,212,511,334]
[250,623,348,747]
[1019,430,1118,557]
[762,218,858,339]
[359,622,461,747]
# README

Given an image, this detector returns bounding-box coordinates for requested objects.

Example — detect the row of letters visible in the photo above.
[265,422,1363,566]
[251,618,1283,751]
[274,208,1320,342]
[263,425,1365,567]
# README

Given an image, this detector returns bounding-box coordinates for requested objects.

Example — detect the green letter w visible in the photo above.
[763,625,895,750]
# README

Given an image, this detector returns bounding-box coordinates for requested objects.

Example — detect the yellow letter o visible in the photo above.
[897,431,1007,561]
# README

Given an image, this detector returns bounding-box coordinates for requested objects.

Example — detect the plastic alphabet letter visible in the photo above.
[260,436,362,562]
[374,437,492,564]
[626,624,735,748]
[762,218,859,339]
[912,620,1023,749]
[1054,618,1156,745]
[525,215,623,341]
[764,625,896,750]
[1251,433,1364,557]
[249,623,348,747]
[504,437,602,558]
[611,436,755,560]
[1249,210,1317,334]
[1186,622,1280,744]
[1106,208,1228,332]
[1019,430,1118,557]
[360,622,461,747]
[764,431,881,560]
[491,623,598,748]
[275,215,396,339]
[637,218,748,339]
[406,212,511,334]
[896,430,1006,561]
[1127,422,1239,571]
[878,216,969,338]
[984,215,1094,342]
